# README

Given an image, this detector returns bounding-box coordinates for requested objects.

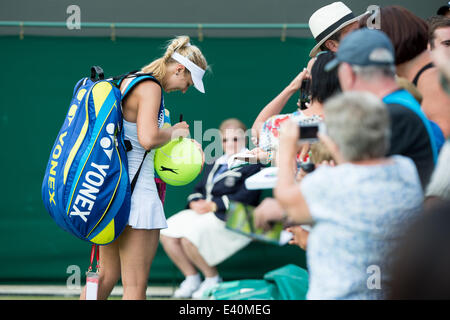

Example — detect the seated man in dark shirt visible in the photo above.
[160,118,263,299]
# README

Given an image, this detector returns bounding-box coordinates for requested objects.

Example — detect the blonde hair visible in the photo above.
[309,142,334,164]
[141,36,208,84]
[396,76,423,104]
[219,118,247,133]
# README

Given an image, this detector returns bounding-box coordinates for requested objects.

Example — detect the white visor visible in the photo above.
[171,52,206,93]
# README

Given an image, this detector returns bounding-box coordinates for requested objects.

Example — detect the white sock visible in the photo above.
[205,275,220,283]
[186,273,201,283]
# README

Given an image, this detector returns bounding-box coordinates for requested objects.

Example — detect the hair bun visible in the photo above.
[164,36,191,60]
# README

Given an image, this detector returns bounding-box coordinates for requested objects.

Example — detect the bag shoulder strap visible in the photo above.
[117,72,162,101]
[412,62,434,86]
[130,151,148,194]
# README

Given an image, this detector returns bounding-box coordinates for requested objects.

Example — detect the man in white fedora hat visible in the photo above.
[309,2,368,57]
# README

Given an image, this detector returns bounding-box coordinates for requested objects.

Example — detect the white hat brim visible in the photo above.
[192,74,205,93]
[171,51,206,93]
[309,12,368,58]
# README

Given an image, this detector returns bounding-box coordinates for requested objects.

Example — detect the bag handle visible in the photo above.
[90,66,105,81]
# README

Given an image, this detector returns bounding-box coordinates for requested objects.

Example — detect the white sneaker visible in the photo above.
[173,275,202,298]
[192,276,222,299]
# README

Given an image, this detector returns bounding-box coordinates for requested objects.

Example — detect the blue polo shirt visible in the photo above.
[383,89,444,162]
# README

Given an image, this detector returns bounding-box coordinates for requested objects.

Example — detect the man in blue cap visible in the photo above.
[325,28,438,189]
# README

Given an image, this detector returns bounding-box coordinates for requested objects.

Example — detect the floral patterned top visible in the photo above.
[259,110,322,163]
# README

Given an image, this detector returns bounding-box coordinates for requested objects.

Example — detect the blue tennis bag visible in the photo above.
[41,66,160,245]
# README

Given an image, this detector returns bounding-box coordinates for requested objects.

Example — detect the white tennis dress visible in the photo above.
[123,119,167,230]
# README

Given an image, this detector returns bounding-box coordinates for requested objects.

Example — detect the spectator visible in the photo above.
[425,46,450,204]
[431,43,450,94]
[253,52,341,163]
[251,67,311,147]
[437,2,450,17]
[250,53,341,246]
[309,141,335,165]
[428,15,450,50]
[309,52,342,113]
[308,1,367,57]
[255,91,423,299]
[387,201,450,299]
[251,1,365,141]
[160,119,263,299]
[359,6,450,137]
[425,139,450,204]
[325,28,438,189]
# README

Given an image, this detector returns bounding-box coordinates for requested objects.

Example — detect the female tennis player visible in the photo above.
[81,35,208,300]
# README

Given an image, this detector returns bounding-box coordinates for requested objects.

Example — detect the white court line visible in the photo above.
[0,285,174,298]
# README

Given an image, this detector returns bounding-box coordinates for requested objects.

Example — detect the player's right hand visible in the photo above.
[171,121,190,139]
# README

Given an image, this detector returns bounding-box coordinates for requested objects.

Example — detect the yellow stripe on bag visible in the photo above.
[77,88,87,101]
[91,218,115,244]
[92,82,113,117]
[86,139,122,238]
[63,86,93,184]
[66,102,116,213]
[63,82,112,184]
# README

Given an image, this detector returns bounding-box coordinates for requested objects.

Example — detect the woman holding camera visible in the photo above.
[249,53,341,248]
[251,52,340,164]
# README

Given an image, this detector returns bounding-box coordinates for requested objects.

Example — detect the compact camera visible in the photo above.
[298,121,326,143]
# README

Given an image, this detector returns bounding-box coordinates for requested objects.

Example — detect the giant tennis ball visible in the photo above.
[154,138,204,186]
